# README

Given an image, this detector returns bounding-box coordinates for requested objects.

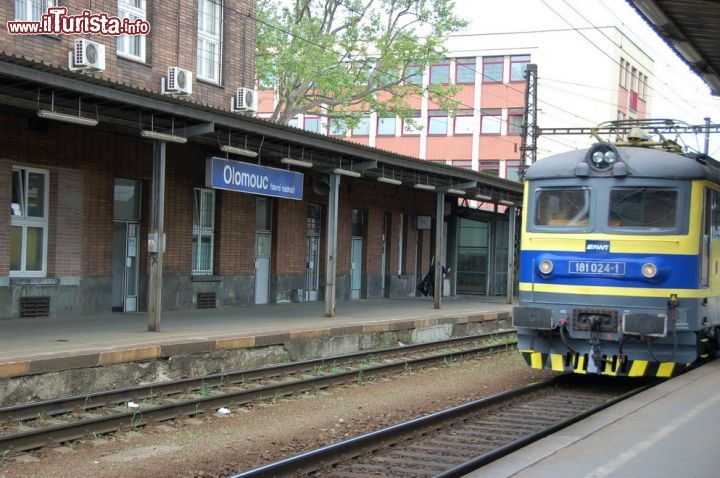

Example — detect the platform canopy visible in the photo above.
[627,0,720,96]
[0,54,522,206]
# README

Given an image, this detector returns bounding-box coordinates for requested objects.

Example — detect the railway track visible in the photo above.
[232,374,658,477]
[0,331,515,453]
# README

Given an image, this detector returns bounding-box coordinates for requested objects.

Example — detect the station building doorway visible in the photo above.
[255,197,272,305]
[455,215,511,296]
[111,179,141,312]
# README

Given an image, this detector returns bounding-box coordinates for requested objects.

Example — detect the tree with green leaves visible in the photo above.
[256,0,468,129]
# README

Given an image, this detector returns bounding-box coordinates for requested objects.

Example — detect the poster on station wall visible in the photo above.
[205,156,303,200]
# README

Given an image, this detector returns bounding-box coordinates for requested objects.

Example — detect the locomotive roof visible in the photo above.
[525,145,720,183]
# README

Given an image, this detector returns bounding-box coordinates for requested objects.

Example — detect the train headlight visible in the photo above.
[641,263,658,279]
[586,143,619,170]
[539,259,554,275]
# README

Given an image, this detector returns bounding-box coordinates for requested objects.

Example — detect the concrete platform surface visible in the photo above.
[471,359,720,478]
[0,296,512,375]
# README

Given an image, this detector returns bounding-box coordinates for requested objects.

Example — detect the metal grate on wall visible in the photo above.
[196,292,217,309]
[19,297,50,318]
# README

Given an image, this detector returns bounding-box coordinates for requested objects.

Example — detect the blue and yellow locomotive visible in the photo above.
[513,120,720,377]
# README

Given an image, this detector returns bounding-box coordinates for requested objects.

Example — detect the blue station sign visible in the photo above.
[205,157,303,201]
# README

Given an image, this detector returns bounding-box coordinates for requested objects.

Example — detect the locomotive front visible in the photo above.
[513,140,720,377]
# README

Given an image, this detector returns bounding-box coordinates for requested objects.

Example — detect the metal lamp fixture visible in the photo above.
[140,130,188,144]
[282,157,313,168]
[334,167,361,178]
[377,176,402,185]
[414,183,436,191]
[220,144,257,157]
[37,93,98,127]
[142,115,187,143]
[377,166,402,185]
[37,109,98,126]
[333,158,362,177]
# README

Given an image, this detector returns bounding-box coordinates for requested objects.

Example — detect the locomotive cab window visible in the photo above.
[534,187,590,227]
[608,188,678,229]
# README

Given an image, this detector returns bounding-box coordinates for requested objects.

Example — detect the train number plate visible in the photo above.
[568,261,626,275]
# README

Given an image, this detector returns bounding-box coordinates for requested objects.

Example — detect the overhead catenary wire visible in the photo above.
[224,0,714,155]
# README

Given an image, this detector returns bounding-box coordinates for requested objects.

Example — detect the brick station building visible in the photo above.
[0,1,521,322]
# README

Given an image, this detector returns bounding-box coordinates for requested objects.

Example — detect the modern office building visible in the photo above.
[258,26,653,179]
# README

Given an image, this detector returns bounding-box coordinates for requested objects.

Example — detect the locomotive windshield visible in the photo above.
[531,184,684,233]
[608,187,677,229]
[534,187,589,226]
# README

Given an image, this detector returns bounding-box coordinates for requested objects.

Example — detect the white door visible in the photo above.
[111,222,139,312]
[255,232,271,304]
[351,237,362,299]
[305,234,320,301]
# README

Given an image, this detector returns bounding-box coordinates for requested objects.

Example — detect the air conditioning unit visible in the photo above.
[162,66,193,96]
[231,87,258,113]
[68,39,105,72]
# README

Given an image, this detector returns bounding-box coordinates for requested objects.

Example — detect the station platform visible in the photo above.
[473,358,720,478]
[0,295,512,383]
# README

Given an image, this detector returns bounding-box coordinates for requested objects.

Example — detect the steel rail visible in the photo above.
[231,376,657,478]
[434,381,656,478]
[0,332,516,452]
[0,330,514,423]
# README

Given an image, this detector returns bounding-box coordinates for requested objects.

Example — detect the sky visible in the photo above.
[452,0,720,156]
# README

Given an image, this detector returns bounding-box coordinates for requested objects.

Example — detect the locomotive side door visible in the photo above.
[702,189,712,288]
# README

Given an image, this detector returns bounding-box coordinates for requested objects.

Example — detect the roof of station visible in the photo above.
[0,53,523,205]
[627,0,720,95]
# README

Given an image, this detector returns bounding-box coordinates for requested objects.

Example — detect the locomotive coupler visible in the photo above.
[587,316,602,373]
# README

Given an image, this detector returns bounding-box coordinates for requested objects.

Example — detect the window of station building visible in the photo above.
[454,110,474,135]
[478,160,500,176]
[256,197,273,231]
[428,110,448,135]
[430,59,450,85]
[480,109,502,134]
[402,110,422,135]
[192,188,215,276]
[619,58,627,89]
[307,204,322,235]
[10,166,48,277]
[377,115,397,136]
[352,208,365,236]
[352,115,371,136]
[287,116,299,129]
[508,108,524,135]
[197,0,223,84]
[404,64,423,85]
[510,54,530,82]
[255,197,272,231]
[456,57,476,84]
[114,178,142,221]
[14,0,56,21]
[117,0,147,62]
[482,56,503,83]
[304,115,324,134]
